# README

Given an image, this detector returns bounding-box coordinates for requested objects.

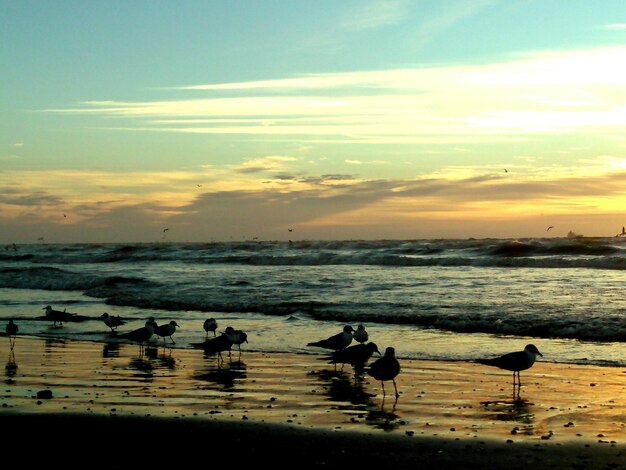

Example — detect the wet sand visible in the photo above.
[2,336,626,468]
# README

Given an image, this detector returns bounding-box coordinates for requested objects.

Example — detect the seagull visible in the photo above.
[203,318,218,337]
[329,342,381,370]
[100,312,126,332]
[225,327,248,359]
[476,344,543,389]
[42,305,76,327]
[156,320,180,345]
[163,228,169,233]
[367,346,401,398]
[6,320,18,350]
[547,226,554,231]
[118,319,157,353]
[192,328,235,365]
[353,324,368,344]
[307,325,354,351]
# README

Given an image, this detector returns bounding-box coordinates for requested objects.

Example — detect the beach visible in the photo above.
[3,336,626,468]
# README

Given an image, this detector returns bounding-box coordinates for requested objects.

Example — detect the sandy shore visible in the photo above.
[3,336,626,468]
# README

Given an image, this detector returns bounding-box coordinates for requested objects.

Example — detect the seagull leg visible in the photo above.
[393,379,399,398]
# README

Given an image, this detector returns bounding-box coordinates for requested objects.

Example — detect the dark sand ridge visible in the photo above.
[2,336,626,468]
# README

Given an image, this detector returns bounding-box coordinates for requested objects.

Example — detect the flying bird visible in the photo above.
[307,325,354,352]
[163,228,169,233]
[367,346,401,398]
[476,344,543,389]
[547,226,554,231]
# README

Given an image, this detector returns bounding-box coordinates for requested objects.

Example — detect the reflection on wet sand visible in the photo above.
[479,397,535,435]
[308,366,403,431]
[193,360,247,391]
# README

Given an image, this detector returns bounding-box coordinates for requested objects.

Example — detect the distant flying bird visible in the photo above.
[476,344,543,389]
[163,228,169,232]
[196,184,202,187]
[367,346,401,398]
[63,213,67,218]
[353,324,368,344]
[288,228,293,232]
[504,169,508,173]
[156,320,180,345]
[203,318,218,337]
[547,226,554,231]
[100,312,126,332]
[307,325,354,351]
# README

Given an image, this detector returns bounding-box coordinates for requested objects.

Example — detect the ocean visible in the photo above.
[2,237,626,367]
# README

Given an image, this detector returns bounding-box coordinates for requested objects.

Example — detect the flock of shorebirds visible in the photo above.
[4,306,544,400]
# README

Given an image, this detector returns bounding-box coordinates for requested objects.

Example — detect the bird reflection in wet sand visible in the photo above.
[102,342,121,358]
[193,361,247,390]
[308,368,373,406]
[480,397,534,434]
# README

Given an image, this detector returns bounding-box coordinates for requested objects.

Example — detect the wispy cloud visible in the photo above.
[340,0,409,31]
[43,46,626,145]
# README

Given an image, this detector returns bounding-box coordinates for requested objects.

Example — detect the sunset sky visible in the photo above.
[2,0,626,243]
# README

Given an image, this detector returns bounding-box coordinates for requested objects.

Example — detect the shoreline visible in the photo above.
[3,336,626,467]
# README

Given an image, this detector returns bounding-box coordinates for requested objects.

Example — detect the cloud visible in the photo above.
[340,0,409,31]
[42,46,626,146]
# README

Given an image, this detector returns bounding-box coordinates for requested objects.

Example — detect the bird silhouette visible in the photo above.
[353,324,368,344]
[192,327,235,365]
[367,346,401,398]
[156,320,179,345]
[225,328,248,359]
[6,320,18,350]
[42,305,76,327]
[101,312,126,332]
[118,319,157,354]
[476,344,543,390]
[203,318,218,337]
[329,342,380,371]
[547,226,554,231]
[307,325,354,351]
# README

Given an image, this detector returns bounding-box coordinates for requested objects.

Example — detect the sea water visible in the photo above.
[1,238,626,366]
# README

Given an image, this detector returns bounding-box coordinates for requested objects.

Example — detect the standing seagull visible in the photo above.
[367,346,401,398]
[476,344,543,389]
[353,324,368,344]
[100,312,126,333]
[329,342,380,372]
[42,305,75,327]
[118,319,157,354]
[203,318,218,337]
[156,320,180,345]
[192,328,235,366]
[6,320,18,350]
[307,325,354,352]
[225,327,248,359]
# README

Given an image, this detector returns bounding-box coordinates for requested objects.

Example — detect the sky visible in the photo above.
[2,0,626,243]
